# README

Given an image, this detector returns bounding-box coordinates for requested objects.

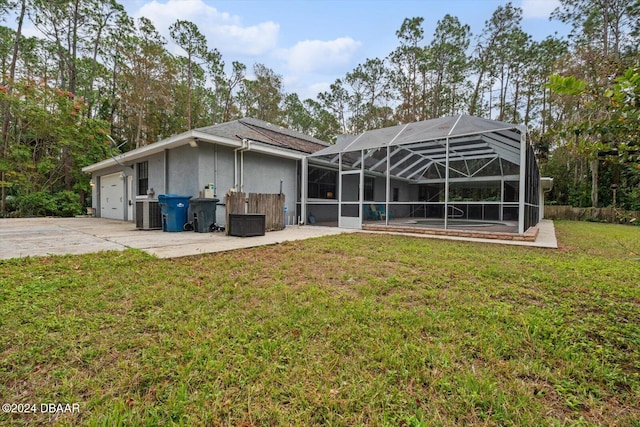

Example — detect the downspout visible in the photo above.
[214,144,218,196]
[241,139,251,192]
[164,149,169,194]
[233,138,249,191]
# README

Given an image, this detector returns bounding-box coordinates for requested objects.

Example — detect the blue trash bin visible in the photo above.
[158,194,191,232]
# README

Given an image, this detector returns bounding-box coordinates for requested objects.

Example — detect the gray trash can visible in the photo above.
[189,198,219,232]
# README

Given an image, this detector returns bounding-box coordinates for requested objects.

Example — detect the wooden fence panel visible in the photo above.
[225,191,246,235]
[248,193,285,231]
[225,191,285,233]
[545,205,640,224]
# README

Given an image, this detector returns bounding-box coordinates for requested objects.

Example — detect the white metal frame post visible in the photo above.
[386,146,391,226]
[301,156,307,225]
[359,149,364,229]
[444,137,450,230]
[518,131,526,234]
[338,152,343,227]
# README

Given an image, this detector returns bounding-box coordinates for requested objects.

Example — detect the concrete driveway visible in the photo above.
[0,217,353,260]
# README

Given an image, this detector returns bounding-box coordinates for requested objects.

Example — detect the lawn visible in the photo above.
[0,221,639,426]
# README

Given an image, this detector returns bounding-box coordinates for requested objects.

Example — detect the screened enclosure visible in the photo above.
[301,115,542,234]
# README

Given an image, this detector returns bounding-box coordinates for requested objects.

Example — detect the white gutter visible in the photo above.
[83,129,309,175]
[82,131,245,174]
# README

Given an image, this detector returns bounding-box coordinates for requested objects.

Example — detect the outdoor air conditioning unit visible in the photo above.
[136,199,162,230]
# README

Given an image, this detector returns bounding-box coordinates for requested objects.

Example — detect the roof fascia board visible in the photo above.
[308,157,345,170]
[83,129,308,173]
[82,130,196,173]
[191,130,243,147]
[246,141,306,160]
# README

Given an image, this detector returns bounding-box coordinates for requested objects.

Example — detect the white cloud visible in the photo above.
[134,0,279,56]
[278,37,362,75]
[521,0,561,19]
[307,82,331,97]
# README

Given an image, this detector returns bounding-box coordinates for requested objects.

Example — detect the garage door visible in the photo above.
[100,173,124,220]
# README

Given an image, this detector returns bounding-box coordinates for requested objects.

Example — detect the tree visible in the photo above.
[120,17,176,148]
[468,2,522,117]
[1,0,27,213]
[237,63,283,123]
[318,79,350,133]
[345,57,394,132]
[388,17,429,122]
[169,19,214,130]
[215,61,246,123]
[549,0,640,207]
[0,78,111,209]
[428,14,471,117]
[282,93,340,142]
[547,67,640,207]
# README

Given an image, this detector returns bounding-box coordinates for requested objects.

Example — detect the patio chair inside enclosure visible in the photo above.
[375,204,394,220]
[368,204,390,221]
[365,204,380,220]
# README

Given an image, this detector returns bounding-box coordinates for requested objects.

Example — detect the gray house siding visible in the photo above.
[242,151,298,224]
[242,151,297,196]
[144,152,166,197]
[167,145,199,196]
[198,144,235,225]
[198,144,234,198]
[85,118,327,226]
[91,143,302,226]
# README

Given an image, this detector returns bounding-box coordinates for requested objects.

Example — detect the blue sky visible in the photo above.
[33,0,571,100]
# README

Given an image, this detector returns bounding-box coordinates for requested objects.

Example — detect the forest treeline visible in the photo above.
[0,0,638,216]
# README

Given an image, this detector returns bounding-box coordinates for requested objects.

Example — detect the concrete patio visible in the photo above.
[0,217,355,260]
[0,217,557,260]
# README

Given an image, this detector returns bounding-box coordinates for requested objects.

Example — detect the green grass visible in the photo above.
[1,220,639,426]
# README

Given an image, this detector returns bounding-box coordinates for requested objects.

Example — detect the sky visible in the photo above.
[21,0,570,100]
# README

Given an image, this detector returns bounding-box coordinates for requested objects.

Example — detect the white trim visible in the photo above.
[83,130,306,174]
[301,156,308,224]
[518,132,527,234]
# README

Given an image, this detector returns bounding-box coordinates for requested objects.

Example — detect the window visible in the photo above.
[393,187,400,202]
[364,176,374,201]
[137,161,148,196]
[308,166,337,199]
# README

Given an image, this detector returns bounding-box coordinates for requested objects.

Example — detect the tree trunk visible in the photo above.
[1,0,26,214]
[187,52,192,130]
[591,158,599,207]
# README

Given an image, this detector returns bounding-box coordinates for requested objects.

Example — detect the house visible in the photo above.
[84,114,550,236]
[82,118,329,226]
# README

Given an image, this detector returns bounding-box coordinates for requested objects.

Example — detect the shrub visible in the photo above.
[12,191,83,217]
[53,191,84,217]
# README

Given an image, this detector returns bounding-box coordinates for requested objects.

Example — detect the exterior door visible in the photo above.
[338,170,361,228]
[100,172,124,220]
[127,175,134,221]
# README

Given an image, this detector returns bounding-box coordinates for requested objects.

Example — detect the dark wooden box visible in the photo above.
[228,213,266,237]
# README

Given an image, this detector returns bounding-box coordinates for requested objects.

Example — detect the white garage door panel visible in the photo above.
[100,173,124,220]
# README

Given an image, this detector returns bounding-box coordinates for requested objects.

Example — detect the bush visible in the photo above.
[12,191,84,217]
[53,191,85,217]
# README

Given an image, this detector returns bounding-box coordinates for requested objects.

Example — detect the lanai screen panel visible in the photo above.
[306,115,541,231]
